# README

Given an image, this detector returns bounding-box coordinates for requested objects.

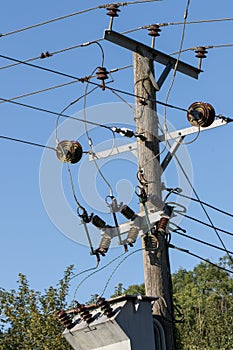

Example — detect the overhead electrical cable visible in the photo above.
[171,190,233,218]
[0,97,114,131]
[163,0,191,133]
[171,43,233,56]
[179,213,233,237]
[0,53,190,113]
[83,66,114,197]
[169,244,233,274]
[0,65,132,104]
[0,0,161,38]
[0,135,56,151]
[172,149,233,263]
[172,229,233,255]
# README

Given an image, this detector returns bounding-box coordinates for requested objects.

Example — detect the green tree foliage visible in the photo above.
[173,256,233,350]
[112,256,233,350]
[0,266,74,350]
[0,258,232,350]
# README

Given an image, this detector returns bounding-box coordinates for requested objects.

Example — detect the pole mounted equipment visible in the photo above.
[187,102,215,127]
[56,140,83,163]
[106,4,120,30]
[147,24,161,48]
[195,46,208,69]
[96,66,109,90]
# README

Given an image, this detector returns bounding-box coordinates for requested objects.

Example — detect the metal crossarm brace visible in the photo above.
[104,30,202,79]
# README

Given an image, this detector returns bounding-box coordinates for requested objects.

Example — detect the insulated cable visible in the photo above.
[172,228,233,255]
[0,135,56,151]
[178,213,233,237]
[0,53,189,113]
[169,244,233,274]
[163,0,191,134]
[169,189,233,218]
[0,1,161,38]
[170,143,233,263]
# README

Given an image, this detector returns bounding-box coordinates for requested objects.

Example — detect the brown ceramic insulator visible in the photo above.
[106,4,120,17]
[56,140,83,163]
[148,24,161,37]
[120,205,136,220]
[56,310,73,330]
[91,215,106,228]
[187,102,215,127]
[195,46,208,59]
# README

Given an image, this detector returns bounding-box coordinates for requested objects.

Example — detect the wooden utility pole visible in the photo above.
[133,53,175,349]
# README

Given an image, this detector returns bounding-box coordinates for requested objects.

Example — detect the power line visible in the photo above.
[0,65,132,104]
[172,229,233,255]
[169,244,233,274]
[163,0,191,133]
[171,43,233,56]
[0,135,56,151]
[0,96,113,131]
[0,1,161,38]
[0,53,189,113]
[179,213,233,237]
[159,17,233,27]
[171,146,233,262]
[170,190,233,218]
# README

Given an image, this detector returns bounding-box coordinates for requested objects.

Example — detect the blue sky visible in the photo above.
[1,0,233,303]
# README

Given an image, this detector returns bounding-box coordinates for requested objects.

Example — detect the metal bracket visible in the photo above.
[101,210,163,242]
[89,118,228,160]
[104,30,201,79]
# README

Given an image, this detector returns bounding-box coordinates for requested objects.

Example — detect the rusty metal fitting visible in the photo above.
[96,67,109,91]
[56,310,73,330]
[106,4,120,17]
[195,46,208,59]
[56,140,83,164]
[187,102,215,128]
[148,24,161,37]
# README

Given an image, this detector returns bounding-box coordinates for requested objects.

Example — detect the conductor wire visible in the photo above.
[163,0,191,134]
[172,146,233,263]
[83,68,114,197]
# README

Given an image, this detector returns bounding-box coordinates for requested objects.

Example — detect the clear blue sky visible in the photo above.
[1,0,233,304]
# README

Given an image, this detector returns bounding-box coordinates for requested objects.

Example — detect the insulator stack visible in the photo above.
[56,310,74,330]
[126,226,139,247]
[187,102,215,127]
[195,46,208,69]
[96,235,111,256]
[195,46,208,59]
[148,24,161,37]
[120,205,137,221]
[56,140,83,164]
[96,67,109,91]
[96,297,115,318]
[91,215,106,228]
[157,217,169,234]
[78,304,94,324]
[112,127,135,138]
[106,4,120,18]
[144,233,158,251]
